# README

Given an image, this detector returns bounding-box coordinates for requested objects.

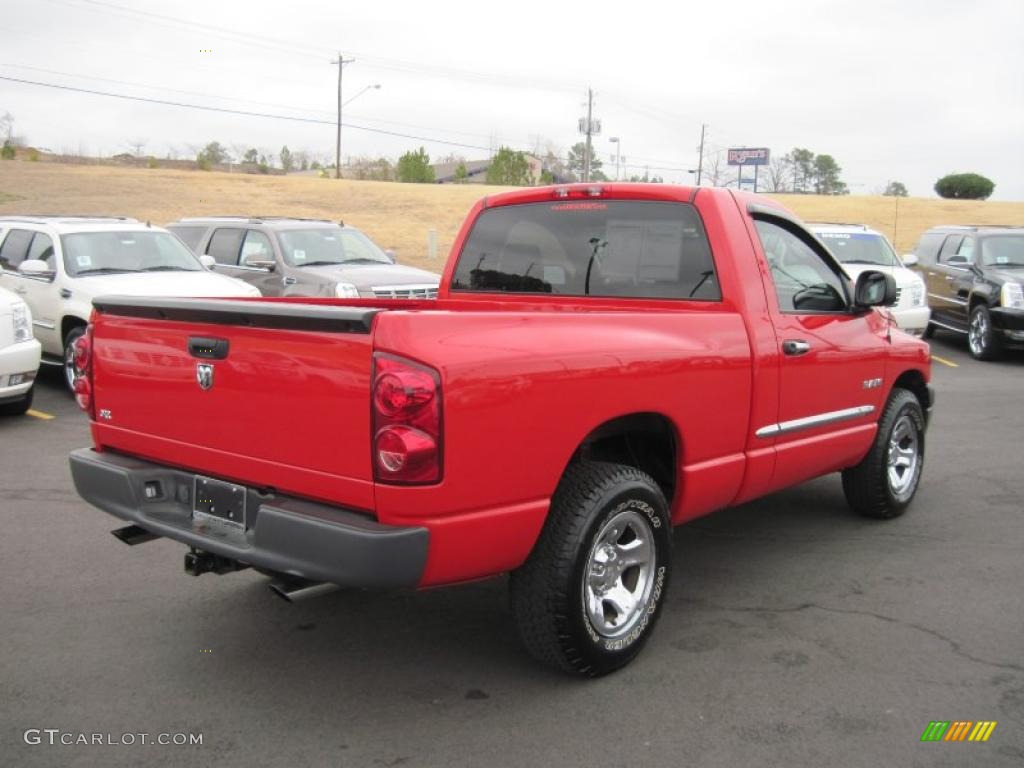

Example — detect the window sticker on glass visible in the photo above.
[997,255,1009,264]
[120,239,137,245]
[76,254,92,267]
[820,233,850,239]
[293,249,306,261]
[323,236,336,241]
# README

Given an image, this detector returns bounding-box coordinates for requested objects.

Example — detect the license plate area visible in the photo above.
[192,475,246,528]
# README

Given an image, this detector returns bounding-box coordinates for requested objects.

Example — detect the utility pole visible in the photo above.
[333,53,355,179]
[584,88,594,183]
[695,123,706,186]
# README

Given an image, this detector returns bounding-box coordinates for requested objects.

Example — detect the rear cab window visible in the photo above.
[450,201,720,301]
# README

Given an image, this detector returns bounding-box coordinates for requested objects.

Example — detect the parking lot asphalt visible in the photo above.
[1,333,1022,768]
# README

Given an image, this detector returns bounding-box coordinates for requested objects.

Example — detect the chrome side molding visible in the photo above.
[756,405,876,438]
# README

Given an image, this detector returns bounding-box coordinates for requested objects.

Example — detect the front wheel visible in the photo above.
[968,304,1000,360]
[842,388,925,519]
[510,461,672,676]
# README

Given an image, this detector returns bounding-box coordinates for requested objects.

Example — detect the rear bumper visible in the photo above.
[69,448,428,587]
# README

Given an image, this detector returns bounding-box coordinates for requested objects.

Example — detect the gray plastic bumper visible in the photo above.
[69,448,428,588]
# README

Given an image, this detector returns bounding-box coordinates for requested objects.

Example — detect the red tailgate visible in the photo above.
[88,297,380,511]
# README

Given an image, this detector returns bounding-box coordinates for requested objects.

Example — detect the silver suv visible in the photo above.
[167,217,440,299]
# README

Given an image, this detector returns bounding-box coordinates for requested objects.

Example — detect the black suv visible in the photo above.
[911,226,1024,360]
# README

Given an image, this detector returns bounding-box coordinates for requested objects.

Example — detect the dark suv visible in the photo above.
[910,226,1024,359]
[168,217,440,300]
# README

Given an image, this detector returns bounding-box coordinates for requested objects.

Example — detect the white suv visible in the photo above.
[809,222,930,336]
[0,216,260,390]
[0,285,41,415]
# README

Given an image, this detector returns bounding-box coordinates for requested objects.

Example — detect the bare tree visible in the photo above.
[125,138,148,157]
[762,155,791,192]
[701,151,735,187]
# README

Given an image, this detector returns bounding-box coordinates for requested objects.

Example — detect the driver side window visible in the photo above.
[755,218,848,313]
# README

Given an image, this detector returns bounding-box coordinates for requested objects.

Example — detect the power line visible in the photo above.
[0,74,699,174]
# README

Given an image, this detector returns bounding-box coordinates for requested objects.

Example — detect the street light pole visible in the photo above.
[343,83,381,107]
[609,137,621,181]
[333,52,355,179]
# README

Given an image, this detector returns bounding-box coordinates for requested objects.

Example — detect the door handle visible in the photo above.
[283,276,297,285]
[782,339,811,356]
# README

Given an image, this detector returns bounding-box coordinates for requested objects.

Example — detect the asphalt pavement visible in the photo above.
[1,332,1022,768]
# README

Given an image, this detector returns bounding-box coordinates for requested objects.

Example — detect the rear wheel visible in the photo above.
[510,461,672,676]
[968,304,1000,360]
[842,388,925,519]
[922,322,936,339]
[0,385,33,416]
[63,326,85,393]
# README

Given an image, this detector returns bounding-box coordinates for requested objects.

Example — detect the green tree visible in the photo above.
[453,163,468,183]
[397,147,434,183]
[486,146,532,186]
[883,180,909,197]
[567,142,602,179]
[196,141,227,170]
[1,140,14,160]
[242,148,259,164]
[812,154,847,195]
[934,173,994,200]
[279,145,294,172]
[788,148,815,192]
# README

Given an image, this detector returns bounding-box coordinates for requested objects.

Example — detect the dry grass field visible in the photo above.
[2,161,1022,272]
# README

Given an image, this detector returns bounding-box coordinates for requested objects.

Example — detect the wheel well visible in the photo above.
[893,370,929,413]
[61,316,87,344]
[571,413,678,505]
[968,293,988,312]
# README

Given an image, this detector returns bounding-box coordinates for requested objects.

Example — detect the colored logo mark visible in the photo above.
[920,721,997,742]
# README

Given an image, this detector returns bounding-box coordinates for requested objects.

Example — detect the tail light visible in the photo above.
[72,326,95,417]
[372,353,442,484]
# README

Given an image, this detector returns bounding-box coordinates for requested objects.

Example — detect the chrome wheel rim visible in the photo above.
[887,414,921,500]
[583,508,656,639]
[969,310,987,355]
[64,339,77,390]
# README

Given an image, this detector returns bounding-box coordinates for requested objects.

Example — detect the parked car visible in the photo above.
[0,216,260,391]
[167,216,441,299]
[908,225,1024,359]
[0,284,41,416]
[69,185,932,676]
[808,222,929,336]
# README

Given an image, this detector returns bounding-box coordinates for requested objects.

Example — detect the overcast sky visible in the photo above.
[1,0,1022,199]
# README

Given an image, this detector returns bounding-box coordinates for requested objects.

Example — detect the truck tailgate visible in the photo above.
[88,297,381,511]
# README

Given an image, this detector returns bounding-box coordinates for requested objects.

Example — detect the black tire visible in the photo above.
[0,385,33,416]
[842,388,925,519]
[922,322,936,340]
[63,325,86,394]
[967,304,1000,361]
[510,461,672,677]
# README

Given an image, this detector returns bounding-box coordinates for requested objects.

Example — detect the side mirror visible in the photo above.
[18,259,55,279]
[384,249,397,264]
[245,260,276,272]
[900,253,918,267]
[854,270,898,308]
[199,255,217,269]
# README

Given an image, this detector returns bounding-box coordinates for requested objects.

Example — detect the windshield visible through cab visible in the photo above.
[816,232,899,267]
[278,227,390,267]
[981,235,1024,267]
[62,231,202,276]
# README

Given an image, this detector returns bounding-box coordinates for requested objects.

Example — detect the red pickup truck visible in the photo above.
[69,184,933,676]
